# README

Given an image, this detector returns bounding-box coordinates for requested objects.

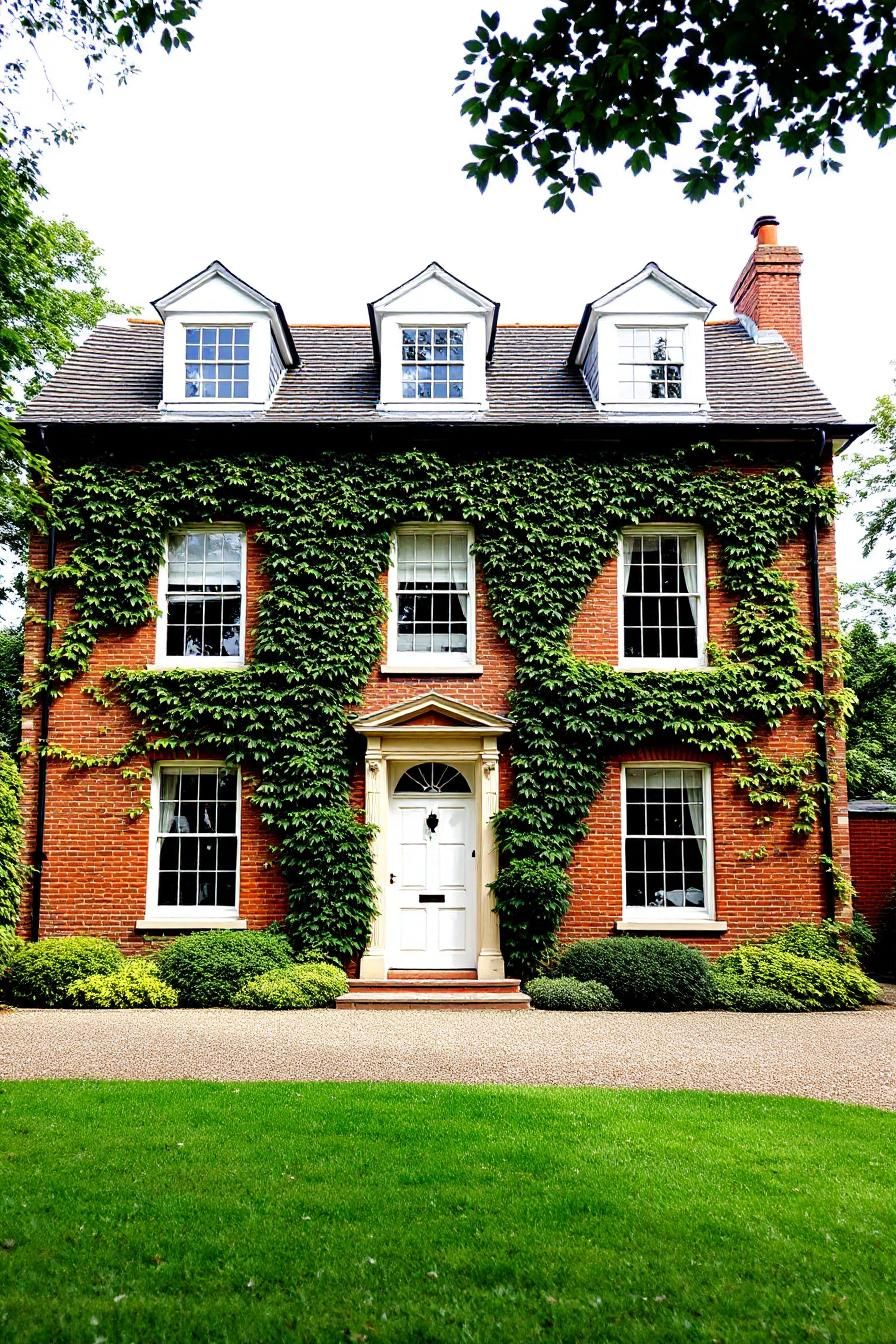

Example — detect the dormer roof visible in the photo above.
[367,261,499,362]
[152,260,299,367]
[568,262,715,366]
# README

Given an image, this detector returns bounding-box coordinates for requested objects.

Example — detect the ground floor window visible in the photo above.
[149,765,240,913]
[622,765,712,917]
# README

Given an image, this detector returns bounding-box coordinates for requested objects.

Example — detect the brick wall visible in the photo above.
[729,232,804,362]
[19,455,850,955]
[849,812,896,931]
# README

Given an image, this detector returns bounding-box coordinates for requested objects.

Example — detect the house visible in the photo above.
[16,217,865,1003]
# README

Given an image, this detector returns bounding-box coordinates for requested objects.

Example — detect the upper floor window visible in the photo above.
[619,526,706,667]
[383,525,479,672]
[618,327,683,401]
[401,327,464,400]
[185,325,250,400]
[158,527,245,664]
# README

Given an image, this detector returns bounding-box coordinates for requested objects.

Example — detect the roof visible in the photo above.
[848,799,896,815]
[20,319,846,427]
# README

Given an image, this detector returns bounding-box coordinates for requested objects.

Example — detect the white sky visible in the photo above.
[27,0,896,585]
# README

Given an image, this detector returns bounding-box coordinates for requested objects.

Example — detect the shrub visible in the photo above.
[711,971,805,1013]
[155,931,295,1007]
[0,925,22,972]
[716,945,879,1009]
[527,976,618,1011]
[847,912,876,970]
[557,936,717,1009]
[233,962,349,1010]
[767,919,861,966]
[67,960,178,1008]
[491,860,572,979]
[874,894,896,979]
[7,936,123,1006]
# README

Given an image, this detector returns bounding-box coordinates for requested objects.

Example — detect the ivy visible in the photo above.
[27,442,837,973]
[0,750,24,962]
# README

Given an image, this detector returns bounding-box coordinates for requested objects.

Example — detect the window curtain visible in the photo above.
[159,772,180,835]
[622,535,636,592]
[683,770,704,837]
[679,536,699,625]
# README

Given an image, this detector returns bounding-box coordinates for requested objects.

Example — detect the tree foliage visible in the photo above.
[842,621,896,801]
[457,2,896,210]
[843,388,896,633]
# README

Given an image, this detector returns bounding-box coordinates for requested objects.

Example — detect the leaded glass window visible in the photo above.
[395,530,470,655]
[401,327,464,399]
[621,531,702,661]
[156,766,239,909]
[185,325,250,399]
[618,327,683,400]
[623,767,708,912]
[165,530,244,659]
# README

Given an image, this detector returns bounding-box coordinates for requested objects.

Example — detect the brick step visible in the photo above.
[346,979,521,995]
[387,968,477,980]
[336,991,530,1011]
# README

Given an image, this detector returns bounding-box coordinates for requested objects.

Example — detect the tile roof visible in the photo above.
[20,319,845,426]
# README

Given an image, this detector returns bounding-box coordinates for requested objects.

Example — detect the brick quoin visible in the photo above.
[18,453,850,957]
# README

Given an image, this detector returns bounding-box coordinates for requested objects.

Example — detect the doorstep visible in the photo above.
[336,976,530,1011]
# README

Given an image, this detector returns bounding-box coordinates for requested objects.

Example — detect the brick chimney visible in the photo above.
[729,215,803,363]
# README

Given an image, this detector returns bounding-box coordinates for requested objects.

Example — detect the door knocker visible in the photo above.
[425,811,439,835]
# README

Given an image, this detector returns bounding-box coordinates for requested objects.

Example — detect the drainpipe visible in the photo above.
[805,429,837,919]
[30,427,56,941]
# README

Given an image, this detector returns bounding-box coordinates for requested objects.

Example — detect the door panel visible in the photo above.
[388,793,475,969]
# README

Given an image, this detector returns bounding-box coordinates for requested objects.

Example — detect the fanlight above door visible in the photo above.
[394,762,471,794]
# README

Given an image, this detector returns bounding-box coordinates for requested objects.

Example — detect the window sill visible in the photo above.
[146,660,246,671]
[136,918,247,932]
[380,663,484,676]
[615,919,727,935]
[616,661,710,673]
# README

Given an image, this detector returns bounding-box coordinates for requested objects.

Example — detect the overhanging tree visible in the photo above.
[842,622,896,801]
[457,1,896,209]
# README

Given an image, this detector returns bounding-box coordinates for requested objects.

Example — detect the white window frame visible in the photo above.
[183,323,252,401]
[619,762,716,924]
[617,524,707,670]
[381,523,482,674]
[154,524,247,669]
[616,325,686,404]
[399,325,466,402]
[142,761,244,930]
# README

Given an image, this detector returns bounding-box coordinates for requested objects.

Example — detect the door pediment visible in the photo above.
[352,692,512,735]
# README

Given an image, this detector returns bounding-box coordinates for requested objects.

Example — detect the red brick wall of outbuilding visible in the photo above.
[849,813,896,932]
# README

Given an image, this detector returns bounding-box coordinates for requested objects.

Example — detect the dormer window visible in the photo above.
[568,262,712,416]
[153,261,298,415]
[185,326,251,400]
[618,327,683,401]
[368,262,497,414]
[401,327,464,400]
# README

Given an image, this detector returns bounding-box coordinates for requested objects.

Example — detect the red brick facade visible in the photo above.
[17,456,850,958]
[849,811,896,932]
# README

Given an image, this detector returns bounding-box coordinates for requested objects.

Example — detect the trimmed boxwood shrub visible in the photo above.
[711,971,805,1013]
[7,936,123,1006]
[155,931,295,1007]
[66,960,178,1008]
[0,926,21,972]
[233,963,349,1009]
[716,945,879,1009]
[527,976,618,1011]
[557,936,717,1010]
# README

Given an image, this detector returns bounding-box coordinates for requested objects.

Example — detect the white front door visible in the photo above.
[387,794,476,969]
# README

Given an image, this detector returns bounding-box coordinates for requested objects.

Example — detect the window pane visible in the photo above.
[624,768,708,912]
[401,327,464,399]
[393,530,470,657]
[156,768,238,910]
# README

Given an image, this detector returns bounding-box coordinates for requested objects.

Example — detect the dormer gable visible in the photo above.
[367,262,498,415]
[153,261,298,416]
[568,262,714,418]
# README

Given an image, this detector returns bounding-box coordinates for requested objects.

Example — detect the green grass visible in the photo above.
[0,1083,893,1343]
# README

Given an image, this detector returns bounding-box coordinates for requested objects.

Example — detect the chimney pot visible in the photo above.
[752,214,779,246]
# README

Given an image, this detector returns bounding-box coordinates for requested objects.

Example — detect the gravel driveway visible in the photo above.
[2,1003,894,1108]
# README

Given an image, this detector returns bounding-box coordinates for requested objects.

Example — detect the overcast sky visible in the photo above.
[28,0,896,585]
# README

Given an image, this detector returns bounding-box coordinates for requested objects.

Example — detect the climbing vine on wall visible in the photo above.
[26,442,837,974]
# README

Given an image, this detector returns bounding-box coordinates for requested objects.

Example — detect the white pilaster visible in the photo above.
[477,736,506,979]
[359,735,387,980]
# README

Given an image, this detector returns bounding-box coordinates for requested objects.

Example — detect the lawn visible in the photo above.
[0,1082,893,1343]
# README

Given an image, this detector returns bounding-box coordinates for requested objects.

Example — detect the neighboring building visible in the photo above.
[17,217,864,984]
